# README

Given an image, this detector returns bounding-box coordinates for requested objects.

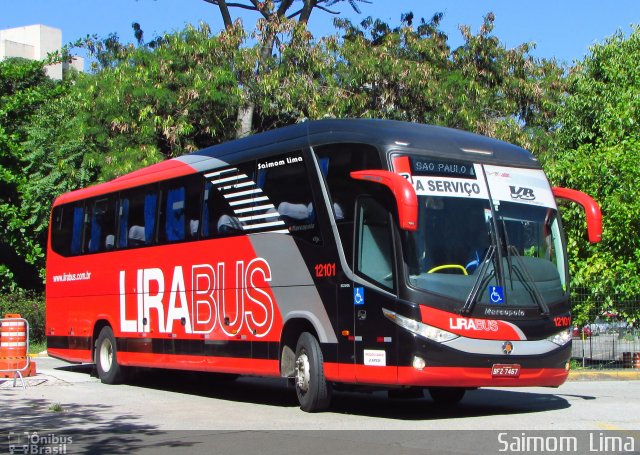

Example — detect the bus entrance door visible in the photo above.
[352,196,398,385]
[353,286,397,384]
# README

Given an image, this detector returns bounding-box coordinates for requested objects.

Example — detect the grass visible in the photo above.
[570,359,586,370]
[48,403,63,412]
[28,340,47,355]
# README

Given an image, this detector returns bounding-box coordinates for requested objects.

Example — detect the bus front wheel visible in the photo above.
[294,332,332,412]
[95,326,125,384]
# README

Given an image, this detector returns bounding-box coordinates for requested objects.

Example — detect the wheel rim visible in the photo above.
[99,338,113,372]
[295,350,311,392]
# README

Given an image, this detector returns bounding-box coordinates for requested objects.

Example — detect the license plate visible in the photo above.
[491,364,521,378]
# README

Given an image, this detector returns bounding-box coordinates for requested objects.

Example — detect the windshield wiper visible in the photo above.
[499,217,550,315]
[462,226,551,316]
[506,245,550,316]
[461,245,495,315]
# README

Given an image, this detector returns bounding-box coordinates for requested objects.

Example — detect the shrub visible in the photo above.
[0,292,46,343]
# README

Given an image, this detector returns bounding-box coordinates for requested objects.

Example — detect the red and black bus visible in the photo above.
[46,119,601,411]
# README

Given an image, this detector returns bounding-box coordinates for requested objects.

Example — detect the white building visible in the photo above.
[0,24,83,79]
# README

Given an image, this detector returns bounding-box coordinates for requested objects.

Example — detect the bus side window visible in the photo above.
[313,143,382,261]
[51,204,79,257]
[143,192,158,244]
[119,186,158,247]
[186,177,203,239]
[117,198,129,249]
[157,176,202,243]
[355,197,395,291]
[168,187,185,241]
[70,205,85,255]
[202,177,238,238]
[86,198,116,253]
[201,181,213,237]
[160,186,186,243]
[257,152,321,244]
[203,164,255,239]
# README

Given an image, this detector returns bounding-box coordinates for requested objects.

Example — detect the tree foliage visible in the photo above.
[328,12,564,152]
[20,24,242,272]
[0,58,67,292]
[202,0,372,137]
[543,26,640,322]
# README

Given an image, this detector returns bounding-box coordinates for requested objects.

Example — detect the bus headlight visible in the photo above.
[547,328,572,346]
[383,308,458,343]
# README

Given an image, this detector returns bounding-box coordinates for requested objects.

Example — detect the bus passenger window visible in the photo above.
[119,187,158,247]
[70,206,84,255]
[117,199,129,248]
[186,177,202,239]
[144,193,158,244]
[202,164,256,239]
[313,143,383,263]
[202,180,242,238]
[158,176,203,243]
[163,187,186,242]
[86,198,116,253]
[51,204,82,256]
[257,152,321,244]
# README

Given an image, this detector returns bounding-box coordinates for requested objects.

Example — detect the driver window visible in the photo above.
[355,197,395,291]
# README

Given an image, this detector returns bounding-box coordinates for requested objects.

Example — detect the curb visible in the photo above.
[568,369,640,381]
[28,350,49,358]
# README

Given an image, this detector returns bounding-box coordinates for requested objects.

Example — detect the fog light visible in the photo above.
[413,356,426,370]
[565,361,570,371]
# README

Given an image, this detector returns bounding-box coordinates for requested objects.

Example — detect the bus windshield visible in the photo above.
[396,156,568,311]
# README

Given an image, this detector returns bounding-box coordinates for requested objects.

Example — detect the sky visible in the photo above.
[2,0,640,66]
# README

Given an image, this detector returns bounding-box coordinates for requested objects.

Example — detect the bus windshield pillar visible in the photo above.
[350,170,418,231]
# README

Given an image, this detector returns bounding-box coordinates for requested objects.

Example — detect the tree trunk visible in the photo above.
[235,101,254,138]
[299,0,317,24]
[235,25,276,138]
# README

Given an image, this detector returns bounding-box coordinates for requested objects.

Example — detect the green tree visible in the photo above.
[21,24,243,281]
[329,12,565,152]
[544,26,640,322]
[202,0,372,137]
[0,58,67,292]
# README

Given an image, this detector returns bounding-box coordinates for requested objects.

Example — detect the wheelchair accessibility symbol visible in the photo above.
[489,286,504,304]
[354,287,365,306]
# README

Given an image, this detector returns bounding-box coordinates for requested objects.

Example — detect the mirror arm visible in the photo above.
[552,187,602,243]
[350,170,418,231]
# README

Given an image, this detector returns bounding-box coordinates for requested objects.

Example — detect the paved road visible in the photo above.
[1,357,639,454]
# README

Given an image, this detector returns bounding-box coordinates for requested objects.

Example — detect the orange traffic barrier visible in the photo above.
[0,313,36,379]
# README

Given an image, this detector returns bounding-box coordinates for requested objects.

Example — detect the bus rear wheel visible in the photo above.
[428,387,466,404]
[95,326,126,384]
[294,332,332,412]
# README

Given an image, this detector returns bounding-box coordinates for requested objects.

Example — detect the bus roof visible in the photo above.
[190,119,538,167]
[53,119,540,205]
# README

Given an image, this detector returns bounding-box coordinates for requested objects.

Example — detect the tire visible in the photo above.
[95,326,126,384]
[428,387,466,405]
[294,332,332,412]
